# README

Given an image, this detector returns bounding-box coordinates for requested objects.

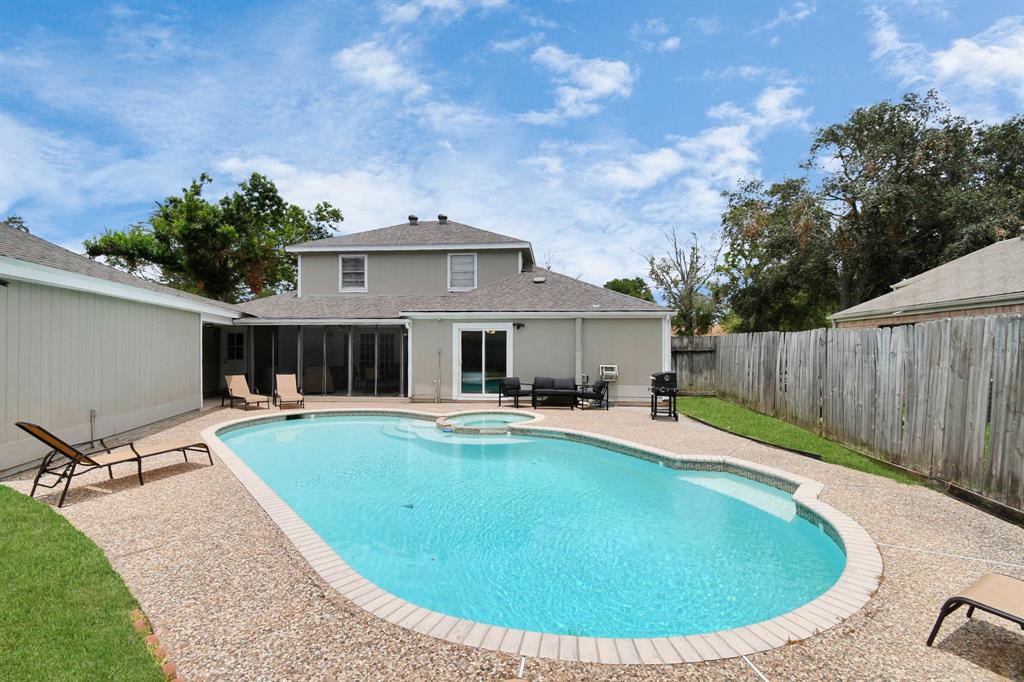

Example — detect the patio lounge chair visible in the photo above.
[926,573,1024,646]
[15,421,212,508]
[576,378,610,409]
[498,377,532,408]
[223,374,270,409]
[532,377,577,409]
[275,373,305,409]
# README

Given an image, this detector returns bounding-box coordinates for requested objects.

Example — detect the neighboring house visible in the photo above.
[234,215,671,402]
[829,234,1024,329]
[0,216,670,473]
[0,224,242,474]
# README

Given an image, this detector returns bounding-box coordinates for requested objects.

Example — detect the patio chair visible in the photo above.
[532,377,577,409]
[16,421,212,508]
[223,374,270,409]
[576,378,610,410]
[498,377,532,408]
[275,373,305,409]
[926,573,1024,646]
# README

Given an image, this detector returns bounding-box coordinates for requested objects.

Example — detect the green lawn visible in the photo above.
[0,486,162,682]
[676,397,920,486]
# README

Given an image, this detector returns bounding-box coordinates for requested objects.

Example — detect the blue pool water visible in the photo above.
[446,412,533,428]
[221,415,844,638]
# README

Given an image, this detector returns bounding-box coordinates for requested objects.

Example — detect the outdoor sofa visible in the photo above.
[15,421,212,508]
[223,374,271,409]
[274,373,305,409]
[531,377,578,409]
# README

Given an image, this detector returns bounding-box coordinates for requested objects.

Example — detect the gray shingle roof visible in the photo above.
[290,220,529,249]
[831,236,1024,321]
[403,268,667,313]
[235,268,667,319]
[0,226,241,314]
[235,293,450,319]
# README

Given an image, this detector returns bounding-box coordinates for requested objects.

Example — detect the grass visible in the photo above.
[0,485,163,682]
[676,396,920,486]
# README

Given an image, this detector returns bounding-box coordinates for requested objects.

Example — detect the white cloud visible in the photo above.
[491,33,544,52]
[592,148,685,191]
[757,1,816,32]
[629,18,682,52]
[332,41,431,98]
[868,8,1024,116]
[703,64,794,83]
[520,45,634,124]
[707,85,811,130]
[378,0,507,25]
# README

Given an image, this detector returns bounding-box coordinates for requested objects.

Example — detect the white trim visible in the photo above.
[403,310,672,319]
[404,320,413,398]
[201,311,237,325]
[517,251,523,274]
[0,256,242,319]
[287,241,532,254]
[661,316,671,372]
[233,317,404,326]
[338,254,368,293]
[446,252,477,292]
[451,322,514,400]
[829,291,1024,322]
[198,318,204,409]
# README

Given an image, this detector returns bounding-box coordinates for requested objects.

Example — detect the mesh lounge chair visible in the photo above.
[498,377,532,408]
[274,373,305,409]
[223,374,270,409]
[926,573,1024,646]
[576,378,610,409]
[16,421,212,508]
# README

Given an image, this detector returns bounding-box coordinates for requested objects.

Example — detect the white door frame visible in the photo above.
[451,322,514,400]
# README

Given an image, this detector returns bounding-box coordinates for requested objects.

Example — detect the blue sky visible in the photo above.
[1,1,1022,285]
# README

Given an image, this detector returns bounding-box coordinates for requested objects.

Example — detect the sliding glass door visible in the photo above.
[453,323,513,399]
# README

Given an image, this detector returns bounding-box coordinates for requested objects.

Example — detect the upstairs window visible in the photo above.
[339,255,367,292]
[448,253,477,291]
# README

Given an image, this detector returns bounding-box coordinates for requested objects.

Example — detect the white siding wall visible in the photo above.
[0,280,200,473]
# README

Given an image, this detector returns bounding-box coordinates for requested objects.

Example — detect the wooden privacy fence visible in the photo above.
[672,315,1024,513]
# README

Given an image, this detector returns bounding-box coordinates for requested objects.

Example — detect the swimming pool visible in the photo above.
[218,414,846,640]
[443,412,535,429]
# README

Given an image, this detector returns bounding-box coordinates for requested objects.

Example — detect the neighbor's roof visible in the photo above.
[0,226,242,315]
[830,236,1024,322]
[288,219,531,251]
[235,268,668,320]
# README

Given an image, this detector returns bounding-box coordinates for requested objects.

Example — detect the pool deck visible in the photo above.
[4,400,1023,680]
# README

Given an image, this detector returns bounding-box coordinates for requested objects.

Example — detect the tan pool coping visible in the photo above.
[201,408,883,666]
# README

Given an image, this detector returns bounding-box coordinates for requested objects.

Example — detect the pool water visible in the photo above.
[445,412,533,428]
[221,415,844,638]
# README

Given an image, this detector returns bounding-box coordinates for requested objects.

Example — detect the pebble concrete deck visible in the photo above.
[4,401,1023,680]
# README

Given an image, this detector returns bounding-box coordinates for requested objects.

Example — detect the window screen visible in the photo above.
[340,255,367,290]
[449,254,476,290]
[227,332,244,360]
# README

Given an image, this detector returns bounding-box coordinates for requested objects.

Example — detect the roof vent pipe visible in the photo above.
[408,214,418,225]
[438,214,448,224]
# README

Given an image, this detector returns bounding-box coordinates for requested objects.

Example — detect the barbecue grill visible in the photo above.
[650,371,678,420]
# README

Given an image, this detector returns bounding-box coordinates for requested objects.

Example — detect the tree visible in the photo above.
[645,229,722,335]
[603,276,655,302]
[85,173,342,302]
[716,91,1024,331]
[2,215,29,232]
[716,179,836,332]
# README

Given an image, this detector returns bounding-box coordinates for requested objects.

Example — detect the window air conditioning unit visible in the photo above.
[599,364,619,381]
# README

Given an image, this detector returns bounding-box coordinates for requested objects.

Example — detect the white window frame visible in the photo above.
[338,254,368,293]
[451,322,514,400]
[447,252,477,292]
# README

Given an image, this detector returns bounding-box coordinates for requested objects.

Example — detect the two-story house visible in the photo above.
[223,215,671,402]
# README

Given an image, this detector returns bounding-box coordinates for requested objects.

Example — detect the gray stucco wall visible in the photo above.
[300,250,521,296]
[0,280,201,474]
[409,316,664,401]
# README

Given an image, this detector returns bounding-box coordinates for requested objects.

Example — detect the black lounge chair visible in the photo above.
[16,421,212,508]
[498,377,532,408]
[577,378,610,409]
[532,377,577,409]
